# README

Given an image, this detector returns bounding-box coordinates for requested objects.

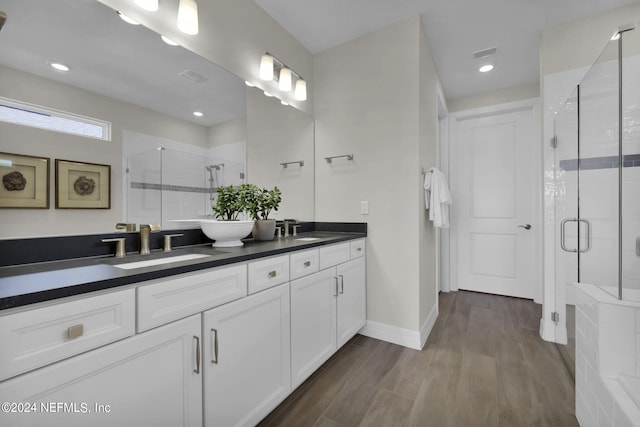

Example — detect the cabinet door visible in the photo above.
[203,283,291,427]
[337,257,367,348]
[0,315,203,427]
[290,268,337,388]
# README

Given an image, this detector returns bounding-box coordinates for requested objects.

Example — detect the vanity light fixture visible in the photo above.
[193,111,204,117]
[50,62,70,72]
[117,11,140,25]
[161,35,179,46]
[294,79,307,101]
[278,68,292,92]
[135,0,159,12]
[259,54,274,81]
[177,0,199,35]
[258,52,308,102]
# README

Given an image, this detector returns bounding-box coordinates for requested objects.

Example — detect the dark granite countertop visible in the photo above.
[0,231,366,311]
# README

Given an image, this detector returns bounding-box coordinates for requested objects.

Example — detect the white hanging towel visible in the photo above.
[423,167,452,228]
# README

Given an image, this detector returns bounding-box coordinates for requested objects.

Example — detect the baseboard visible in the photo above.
[359,303,439,350]
[420,303,439,349]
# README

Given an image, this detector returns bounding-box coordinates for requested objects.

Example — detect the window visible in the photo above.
[0,97,111,141]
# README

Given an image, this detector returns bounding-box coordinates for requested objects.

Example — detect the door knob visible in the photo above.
[518,224,532,230]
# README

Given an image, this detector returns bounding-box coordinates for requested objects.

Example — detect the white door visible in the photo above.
[290,268,337,388]
[336,257,366,348]
[203,283,291,427]
[454,107,536,298]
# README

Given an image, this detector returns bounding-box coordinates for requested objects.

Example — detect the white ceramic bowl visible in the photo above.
[199,219,255,247]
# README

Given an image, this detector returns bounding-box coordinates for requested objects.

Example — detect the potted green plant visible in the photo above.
[200,184,255,247]
[247,185,282,241]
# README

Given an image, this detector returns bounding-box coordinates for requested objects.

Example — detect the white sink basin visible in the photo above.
[295,237,321,241]
[112,254,211,270]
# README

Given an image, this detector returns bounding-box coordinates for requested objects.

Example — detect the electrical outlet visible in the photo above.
[360,201,369,215]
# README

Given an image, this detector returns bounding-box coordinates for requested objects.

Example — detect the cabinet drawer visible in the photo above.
[248,255,290,294]
[290,249,319,280]
[319,243,350,270]
[137,264,247,332]
[350,239,366,259]
[0,289,135,381]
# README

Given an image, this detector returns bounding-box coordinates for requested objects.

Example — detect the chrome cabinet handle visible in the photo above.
[211,328,219,364]
[193,335,200,374]
[334,277,339,297]
[518,224,531,230]
[339,275,344,294]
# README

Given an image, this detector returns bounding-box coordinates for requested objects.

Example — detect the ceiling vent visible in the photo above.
[473,46,498,59]
[178,69,207,83]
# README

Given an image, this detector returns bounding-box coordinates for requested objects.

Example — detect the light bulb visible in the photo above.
[135,0,158,12]
[177,0,199,35]
[294,79,307,101]
[259,54,274,81]
[279,68,292,92]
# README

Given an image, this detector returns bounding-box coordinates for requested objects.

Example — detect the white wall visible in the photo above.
[0,65,208,238]
[314,16,439,347]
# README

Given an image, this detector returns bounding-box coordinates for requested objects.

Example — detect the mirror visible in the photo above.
[0,0,314,239]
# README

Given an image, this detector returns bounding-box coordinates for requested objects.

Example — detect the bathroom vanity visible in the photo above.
[0,228,366,426]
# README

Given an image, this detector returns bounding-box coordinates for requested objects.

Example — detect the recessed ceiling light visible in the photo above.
[161,35,179,46]
[479,64,494,73]
[50,62,70,72]
[193,111,204,117]
[117,11,140,25]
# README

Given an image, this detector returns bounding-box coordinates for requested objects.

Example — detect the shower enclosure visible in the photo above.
[553,24,640,311]
[125,148,245,229]
[552,25,640,426]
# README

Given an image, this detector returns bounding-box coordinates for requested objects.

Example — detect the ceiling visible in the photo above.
[253,0,639,100]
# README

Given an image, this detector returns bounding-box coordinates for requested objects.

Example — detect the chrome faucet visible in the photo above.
[283,219,299,238]
[116,222,136,232]
[139,224,160,255]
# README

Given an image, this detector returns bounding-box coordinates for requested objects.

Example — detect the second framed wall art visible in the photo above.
[55,159,110,209]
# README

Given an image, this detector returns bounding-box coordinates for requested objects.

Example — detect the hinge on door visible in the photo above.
[550,135,558,149]
[551,311,560,325]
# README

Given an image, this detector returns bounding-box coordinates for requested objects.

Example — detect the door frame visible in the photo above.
[448,98,542,302]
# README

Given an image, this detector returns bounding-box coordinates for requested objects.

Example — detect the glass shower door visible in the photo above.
[578,37,621,297]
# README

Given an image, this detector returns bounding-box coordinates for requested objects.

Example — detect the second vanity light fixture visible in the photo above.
[131,0,199,36]
[258,53,307,101]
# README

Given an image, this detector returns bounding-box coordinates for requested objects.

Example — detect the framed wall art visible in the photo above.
[0,152,50,209]
[55,159,110,209]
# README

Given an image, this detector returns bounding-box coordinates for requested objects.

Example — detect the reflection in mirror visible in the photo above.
[246,87,315,221]
[0,0,314,239]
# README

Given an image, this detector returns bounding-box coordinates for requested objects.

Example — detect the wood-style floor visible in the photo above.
[259,291,578,427]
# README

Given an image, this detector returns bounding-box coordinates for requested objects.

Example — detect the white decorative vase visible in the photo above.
[199,220,255,247]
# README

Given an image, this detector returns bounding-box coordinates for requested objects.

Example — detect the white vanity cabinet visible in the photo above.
[202,283,291,427]
[0,314,203,427]
[291,239,366,388]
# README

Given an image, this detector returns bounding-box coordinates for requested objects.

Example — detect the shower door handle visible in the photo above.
[561,218,591,253]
